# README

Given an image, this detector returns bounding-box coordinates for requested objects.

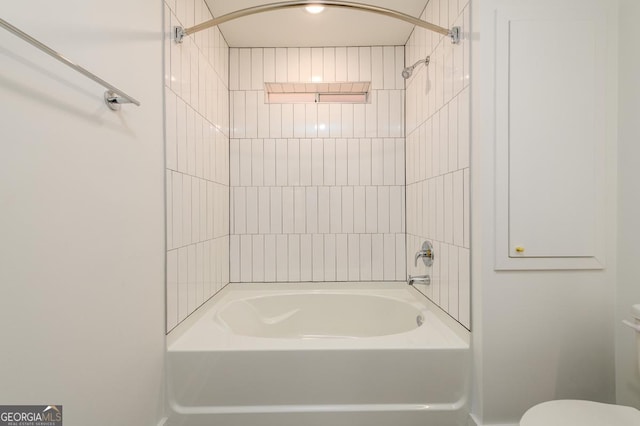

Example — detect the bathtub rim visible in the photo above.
[167,282,470,349]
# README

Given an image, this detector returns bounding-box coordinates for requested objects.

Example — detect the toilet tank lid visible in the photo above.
[632,304,640,319]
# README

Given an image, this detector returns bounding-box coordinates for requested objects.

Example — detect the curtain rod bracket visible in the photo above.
[174,26,186,44]
[449,26,461,44]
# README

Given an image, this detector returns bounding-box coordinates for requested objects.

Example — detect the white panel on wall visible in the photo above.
[495,7,606,269]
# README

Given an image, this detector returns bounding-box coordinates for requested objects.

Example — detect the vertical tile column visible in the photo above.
[164,0,230,332]
[405,0,471,330]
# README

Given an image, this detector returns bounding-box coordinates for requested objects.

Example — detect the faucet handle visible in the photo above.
[414,241,434,267]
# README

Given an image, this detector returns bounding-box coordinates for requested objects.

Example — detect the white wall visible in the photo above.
[229,46,407,282]
[471,0,619,423]
[164,0,230,332]
[0,1,165,425]
[405,0,471,329]
[616,0,640,409]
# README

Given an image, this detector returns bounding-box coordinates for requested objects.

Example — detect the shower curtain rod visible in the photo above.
[174,0,461,45]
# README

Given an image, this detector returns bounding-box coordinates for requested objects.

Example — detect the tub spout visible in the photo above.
[408,274,431,286]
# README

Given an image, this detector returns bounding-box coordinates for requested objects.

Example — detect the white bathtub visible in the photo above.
[166,282,470,426]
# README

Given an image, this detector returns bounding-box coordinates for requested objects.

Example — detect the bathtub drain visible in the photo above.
[416,315,424,327]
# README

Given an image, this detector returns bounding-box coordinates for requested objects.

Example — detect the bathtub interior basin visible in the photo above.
[215,292,425,339]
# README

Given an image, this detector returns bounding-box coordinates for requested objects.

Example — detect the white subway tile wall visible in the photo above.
[230,46,406,283]
[165,0,230,332]
[405,0,471,330]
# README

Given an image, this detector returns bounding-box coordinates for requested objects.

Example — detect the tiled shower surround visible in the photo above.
[229,46,407,282]
[164,0,231,332]
[405,0,471,329]
[162,0,470,331]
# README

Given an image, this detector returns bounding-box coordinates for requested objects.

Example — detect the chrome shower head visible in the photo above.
[401,56,430,79]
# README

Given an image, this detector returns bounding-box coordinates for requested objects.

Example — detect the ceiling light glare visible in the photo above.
[305,5,325,14]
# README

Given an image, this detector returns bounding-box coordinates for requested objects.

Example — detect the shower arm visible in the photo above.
[174,0,461,45]
[403,56,430,76]
[414,56,430,69]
